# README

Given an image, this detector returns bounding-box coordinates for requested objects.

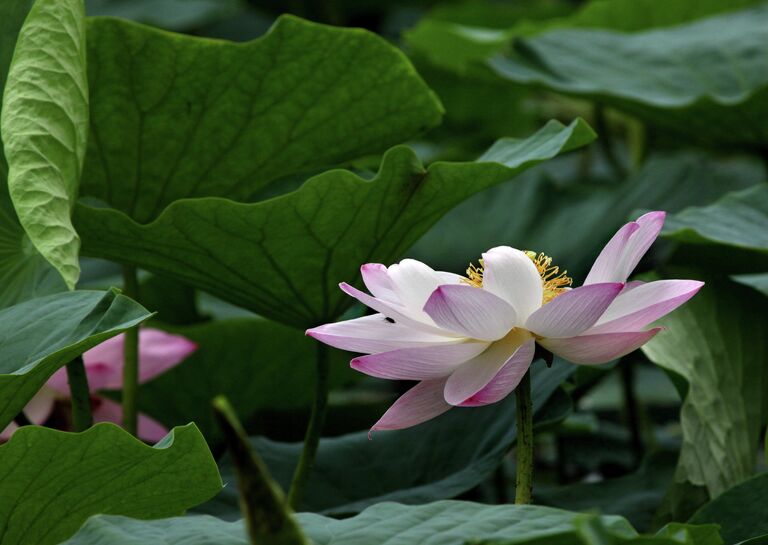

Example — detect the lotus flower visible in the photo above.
[307,212,702,432]
[1,328,197,442]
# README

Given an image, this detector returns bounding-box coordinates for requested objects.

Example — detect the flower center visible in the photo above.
[525,251,572,304]
[462,260,485,288]
[461,251,572,304]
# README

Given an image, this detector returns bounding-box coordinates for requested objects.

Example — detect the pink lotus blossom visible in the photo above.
[1,328,197,442]
[307,212,702,432]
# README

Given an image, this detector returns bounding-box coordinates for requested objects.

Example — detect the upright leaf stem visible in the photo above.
[66,356,92,432]
[213,396,310,545]
[287,342,330,510]
[515,370,534,504]
[122,265,140,436]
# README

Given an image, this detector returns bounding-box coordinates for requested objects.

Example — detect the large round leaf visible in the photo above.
[0,423,221,545]
[76,119,595,328]
[64,501,722,545]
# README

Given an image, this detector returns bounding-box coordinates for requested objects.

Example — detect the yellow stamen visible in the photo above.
[462,260,484,288]
[461,251,572,304]
[525,251,572,304]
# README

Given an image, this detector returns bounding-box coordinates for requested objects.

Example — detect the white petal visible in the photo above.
[481,246,543,324]
[387,259,461,323]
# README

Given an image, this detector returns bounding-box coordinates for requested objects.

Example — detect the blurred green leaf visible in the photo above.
[689,473,768,544]
[664,185,768,253]
[81,14,442,223]
[68,501,641,545]
[406,0,759,74]
[1,0,88,289]
[85,0,244,31]
[731,273,768,297]
[199,359,574,518]
[0,289,149,430]
[487,7,768,149]
[76,119,595,328]
[641,276,768,516]
[0,423,220,545]
[537,451,678,532]
[411,152,760,278]
[136,318,358,446]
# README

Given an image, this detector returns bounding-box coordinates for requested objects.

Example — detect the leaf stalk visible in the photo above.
[287,342,330,510]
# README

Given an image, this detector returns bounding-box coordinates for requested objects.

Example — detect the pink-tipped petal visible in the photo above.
[339,282,448,335]
[584,222,640,285]
[539,328,662,365]
[351,341,489,380]
[307,314,456,354]
[423,284,517,341]
[47,348,123,394]
[371,378,452,432]
[133,329,197,384]
[585,212,665,285]
[525,283,623,338]
[460,339,536,407]
[361,264,399,303]
[48,329,197,393]
[588,280,704,334]
[481,246,543,323]
[92,397,169,443]
[443,329,531,405]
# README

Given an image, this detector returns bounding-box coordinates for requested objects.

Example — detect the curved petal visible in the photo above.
[539,328,662,365]
[387,259,462,323]
[48,329,197,393]
[351,341,489,380]
[525,283,623,338]
[47,343,124,393]
[423,284,517,341]
[370,378,452,433]
[460,339,535,407]
[0,423,17,441]
[361,263,399,303]
[443,329,532,405]
[481,246,543,324]
[589,280,704,334]
[92,397,169,443]
[135,329,197,384]
[585,212,665,284]
[339,283,449,335]
[307,314,456,354]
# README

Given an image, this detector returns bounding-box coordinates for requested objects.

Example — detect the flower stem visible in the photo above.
[621,361,644,467]
[287,342,330,510]
[515,369,534,504]
[122,265,140,436]
[66,356,93,432]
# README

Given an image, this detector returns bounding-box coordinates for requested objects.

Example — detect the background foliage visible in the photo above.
[0,0,766,544]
